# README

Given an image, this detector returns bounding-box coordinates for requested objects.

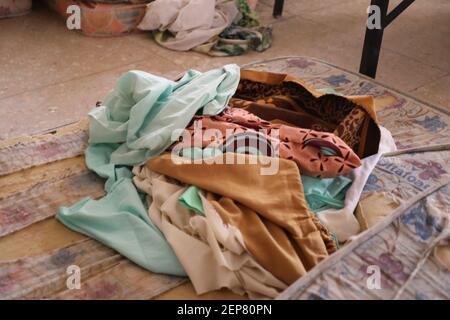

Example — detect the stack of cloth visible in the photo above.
[137,0,272,56]
[58,65,396,299]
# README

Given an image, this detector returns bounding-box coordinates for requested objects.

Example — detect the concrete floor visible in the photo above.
[0,0,449,139]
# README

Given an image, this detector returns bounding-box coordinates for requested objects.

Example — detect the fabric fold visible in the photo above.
[132,166,286,298]
[138,0,239,51]
[58,177,186,276]
[301,175,352,212]
[317,126,397,241]
[147,153,336,284]
[87,64,240,183]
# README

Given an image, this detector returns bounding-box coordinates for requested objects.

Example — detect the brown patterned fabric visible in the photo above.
[229,70,381,158]
[230,97,335,132]
[334,107,367,154]
[172,107,361,178]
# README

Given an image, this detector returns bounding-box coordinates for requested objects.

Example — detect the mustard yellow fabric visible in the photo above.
[147,153,336,285]
[132,166,286,299]
[356,193,400,231]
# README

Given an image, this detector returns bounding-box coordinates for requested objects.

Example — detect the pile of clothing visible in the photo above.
[58,64,396,299]
[137,0,272,56]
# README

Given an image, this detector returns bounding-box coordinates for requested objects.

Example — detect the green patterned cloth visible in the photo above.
[196,25,273,57]
[206,0,272,56]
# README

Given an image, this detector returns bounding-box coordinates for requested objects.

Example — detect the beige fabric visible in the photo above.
[356,193,400,231]
[317,126,397,242]
[137,0,238,51]
[132,166,286,299]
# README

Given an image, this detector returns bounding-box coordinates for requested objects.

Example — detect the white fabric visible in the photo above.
[132,166,287,299]
[318,126,397,242]
[137,0,239,51]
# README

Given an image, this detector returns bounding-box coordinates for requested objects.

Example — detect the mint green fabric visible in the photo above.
[301,175,352,212]
[316,87,344,96]
[330,232,340,249]
[57,65,240,277]
[58,178,185,275]
[178,147,224,160]
[178,186,205,215]
[87,64,240,188]
[316,147,337,156]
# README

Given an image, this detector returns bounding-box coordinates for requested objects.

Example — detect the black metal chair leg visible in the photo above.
[359,0,389,78]
[273,0,285,18]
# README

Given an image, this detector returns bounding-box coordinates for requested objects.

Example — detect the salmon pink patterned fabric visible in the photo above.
[172,107,361,178]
